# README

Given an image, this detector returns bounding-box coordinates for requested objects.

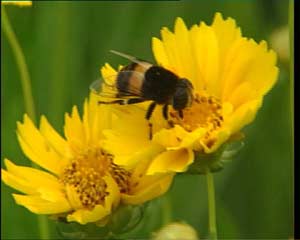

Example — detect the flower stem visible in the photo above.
[1,6,36,123]
[2,6,50,240]
[206,170,218,240]
[162,195,172,225]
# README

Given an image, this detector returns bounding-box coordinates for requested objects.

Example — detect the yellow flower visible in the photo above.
[100,12,279,174]
[1,1,32,6]
[1,94,174,225]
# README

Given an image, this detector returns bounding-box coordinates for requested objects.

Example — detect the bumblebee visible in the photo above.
[90,50,194,139]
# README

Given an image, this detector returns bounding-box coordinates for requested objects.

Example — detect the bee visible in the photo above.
[90,50,194,139]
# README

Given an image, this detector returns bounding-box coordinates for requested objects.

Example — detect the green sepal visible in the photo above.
[54,204,146,239]
[187,145,226,174]
[107,204,145,234]
[185,140,244,175]
[55,220,111,239]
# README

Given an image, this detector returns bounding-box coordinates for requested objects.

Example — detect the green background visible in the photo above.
[1,0,293,239]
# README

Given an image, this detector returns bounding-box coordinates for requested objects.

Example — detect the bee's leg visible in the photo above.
[145,102,157,120]
[127,98,145,104]
[145,102,157,140]
[98,100,125,105]
[98,98,143,105]
[162,104,169,120]
[168,120,174,128]
[178,110,184,119]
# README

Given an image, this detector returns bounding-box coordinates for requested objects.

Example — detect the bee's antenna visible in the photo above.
[110,50,149,69]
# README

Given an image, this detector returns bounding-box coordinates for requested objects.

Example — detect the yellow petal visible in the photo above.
[122,173,174,205]
[4,159,60,189]
[83,94,112,143]
[226,81,256,108]
[103,105,155,166]
[13,194,72,214]
[103,175,120,209]
[128,144,165,178]
[212,12,242,55]
[200,128,231,154]
[39,116,69,159]
[172,126,206,150]
[100,63,118,85]
[82,99,91,145]
[192,22,219,96]
[212,12,242,95]
[147,148,194,174]
[152,125,206,151]
[17,115,64,174]
[67,204,110,225]
[226,46,277,108]
[221,39,278,105]
[3,159,66,202]
[85,93,110,143]
[2,170,36,195]
[152,128,181,149]
[160,26,183,75]
[226,98,263,135]
[152,37,171,68]
[173,17,197,82]
[103,129,150,167]
[64,106,86,152]
[65,184,83,210]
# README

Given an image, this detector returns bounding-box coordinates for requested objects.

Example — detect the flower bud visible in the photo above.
[152,222,199,240]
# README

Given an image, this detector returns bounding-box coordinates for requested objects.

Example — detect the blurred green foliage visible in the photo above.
[1,1,292,239]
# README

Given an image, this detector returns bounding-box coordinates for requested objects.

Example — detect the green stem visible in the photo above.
[206,170,217,240]
[2,6,36,123]
[162,195,172,225]
[2,6,50,240]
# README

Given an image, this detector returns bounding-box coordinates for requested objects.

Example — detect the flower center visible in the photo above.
[60,148,131,209]
[169,93,224,148]
[108,162,131,194]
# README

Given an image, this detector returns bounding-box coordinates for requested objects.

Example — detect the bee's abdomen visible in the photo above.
[116,63,137,94]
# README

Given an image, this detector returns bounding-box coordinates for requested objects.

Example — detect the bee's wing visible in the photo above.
[110,50,150,70]
[90,71,145,100]
[90,79,103,94]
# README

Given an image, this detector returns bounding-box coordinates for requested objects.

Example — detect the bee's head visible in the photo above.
[172,78,194,110]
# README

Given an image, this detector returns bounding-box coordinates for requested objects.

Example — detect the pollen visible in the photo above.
[170,93,224,149]
[60,148,131,209]
[108,162,131,194]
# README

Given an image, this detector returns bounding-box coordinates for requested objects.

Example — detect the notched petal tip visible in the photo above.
[17,114,32,130]
[160,26,172,37]
[174,17,187,31]
[71,105,80,118]
[213,12,224,21]
[39,115,47,125]
[4,158,13,168]
[199,21,208,28]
